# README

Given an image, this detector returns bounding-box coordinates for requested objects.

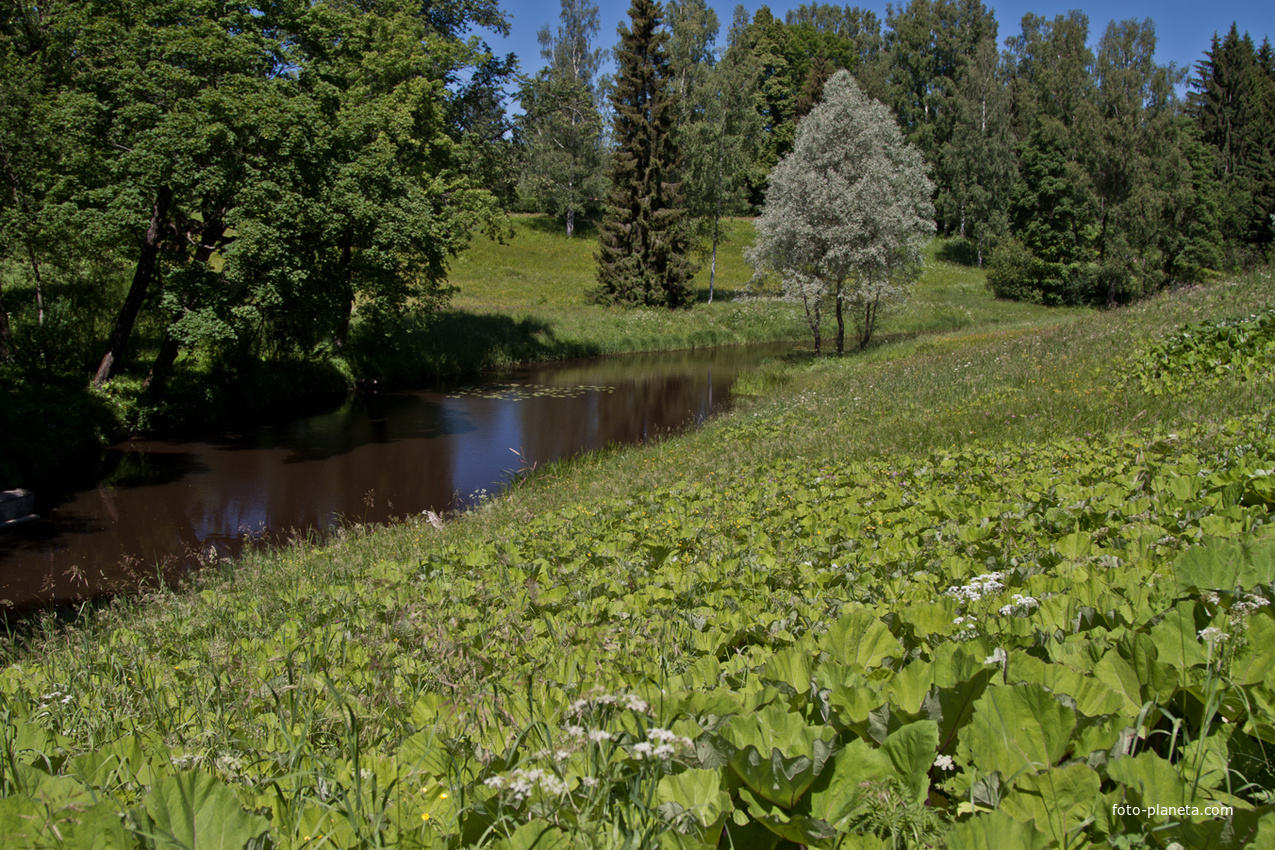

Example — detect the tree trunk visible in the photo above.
[566,206,575,237]
[859,293,879,350]
[143,212,227,394]
[26,243,44,325]
[834,283,845,354]
[93,185,173,387]
[143,331,180,394]
[0,282,11,363]
[708,188,722,304]
[334,234,354,350]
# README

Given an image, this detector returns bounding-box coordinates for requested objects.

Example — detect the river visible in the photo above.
[0,343,788,609]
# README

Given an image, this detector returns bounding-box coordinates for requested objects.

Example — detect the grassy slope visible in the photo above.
[353,217,803,383]
[2,258,1275,848]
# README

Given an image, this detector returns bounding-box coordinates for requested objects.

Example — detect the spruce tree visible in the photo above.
[595,0,695,307]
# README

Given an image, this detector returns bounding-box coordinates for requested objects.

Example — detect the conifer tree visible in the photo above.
[595,0,695,307]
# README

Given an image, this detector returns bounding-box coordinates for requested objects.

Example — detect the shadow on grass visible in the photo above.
[0,380,122,490]
[346,311,606,385]
[935,238,982,267]
[515,215,601,239]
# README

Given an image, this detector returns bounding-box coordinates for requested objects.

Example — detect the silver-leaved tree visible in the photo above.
[748,70,934,353]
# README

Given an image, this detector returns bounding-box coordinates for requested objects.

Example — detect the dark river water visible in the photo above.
[0,343,788,609]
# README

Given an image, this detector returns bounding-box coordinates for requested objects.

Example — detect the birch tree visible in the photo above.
[748,70,933,353]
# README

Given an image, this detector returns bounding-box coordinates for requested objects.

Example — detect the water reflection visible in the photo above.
[0,343,788,608]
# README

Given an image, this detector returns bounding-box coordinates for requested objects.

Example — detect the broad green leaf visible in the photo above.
[1149,601,1209,669]
[656,768,732,841]
[142,770,269,850]
[1055,530,1092,559]
[760,646,815,696]
[1092,651,1148,716]
[881,720,939,804]
[821,607,903,671]
[719,704,837,808]
[821,667,882,728]
[1173,537,1275,593]
[885,661,935,714]
[961,683,1077,779]
[999,763,1102,843]
[1231,614,1275,685]
[807,738,892,829]
[737,787,838,846]
[1115,631,1176,703]
[1106,751,1189,808]
[491,820,571,850]
[1009,652,1125,717]
[945,810,1050,850]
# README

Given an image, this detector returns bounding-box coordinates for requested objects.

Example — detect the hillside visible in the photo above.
[1,260,1273,848]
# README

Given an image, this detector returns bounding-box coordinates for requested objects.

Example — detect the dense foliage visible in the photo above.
[3,0,1273,444]
[710,2,1272,303]
[0,0,511,391]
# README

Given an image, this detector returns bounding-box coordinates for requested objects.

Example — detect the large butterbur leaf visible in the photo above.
[718,704,837,808]
[881,720,939,805]
[945,810,1051,850]
[1173,537,1275,593]
[1148,601,1209,669]
[961,683,1077,779]
[999,762,1102,843]
[820,607,903,671]
[807,738,893,829]
[656,768,732,845]
[141,770,268,850]
[491,820,571,850]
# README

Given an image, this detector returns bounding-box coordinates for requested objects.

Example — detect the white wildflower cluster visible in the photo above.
[1198,627,1231,646]
[933,754,956,772]
[569,691,650,716]
[952,615,977,630]
[35,689,74,715]
[483,768,569,803]
[1232,592,1270,619]
[631,728,694,761]
[998,594,1041,617]
[947,573,1004,603]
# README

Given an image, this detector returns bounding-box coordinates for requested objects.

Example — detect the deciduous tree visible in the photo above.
[748,71,933,353]
[518,0,607,236]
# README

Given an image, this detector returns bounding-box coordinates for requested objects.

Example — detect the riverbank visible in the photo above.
[3,217,792,489]
[2,264,1273,847]
[0,220,1026,491]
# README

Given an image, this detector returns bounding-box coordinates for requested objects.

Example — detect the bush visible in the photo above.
[986,238,1098,305]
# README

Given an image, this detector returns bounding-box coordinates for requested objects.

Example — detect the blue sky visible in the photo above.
[483,0,1274,93]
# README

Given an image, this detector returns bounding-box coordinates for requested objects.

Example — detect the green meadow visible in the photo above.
[2,233,1274,848]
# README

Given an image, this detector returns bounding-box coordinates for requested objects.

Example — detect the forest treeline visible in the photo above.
[527,0,1275,308]
[1,0,1273,400]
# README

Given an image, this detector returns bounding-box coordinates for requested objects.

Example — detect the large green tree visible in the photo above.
[939,38,1017,264]
[518,0,607,236]
[669,0,762,302]
[594,0,695,307]
[748,71,934,354]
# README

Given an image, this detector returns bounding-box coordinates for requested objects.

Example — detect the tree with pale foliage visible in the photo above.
[748,70,933,353]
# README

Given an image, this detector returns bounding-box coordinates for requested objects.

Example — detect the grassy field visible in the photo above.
[2,252,1274,848]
